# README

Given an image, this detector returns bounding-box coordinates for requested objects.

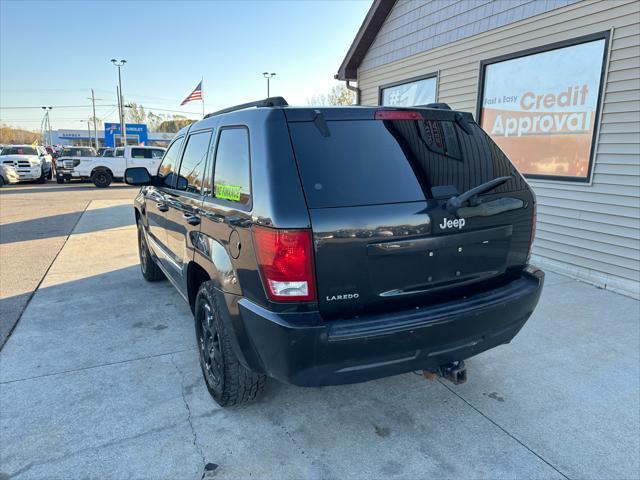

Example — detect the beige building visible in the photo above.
[337,0,640,298]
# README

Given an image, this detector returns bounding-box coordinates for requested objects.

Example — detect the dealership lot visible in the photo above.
[0,183,638,479]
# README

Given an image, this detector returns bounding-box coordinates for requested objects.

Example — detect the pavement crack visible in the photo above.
[6,422,180,479]
[170,354,206,476]
[0,347,197,385]
[438,379,570,480]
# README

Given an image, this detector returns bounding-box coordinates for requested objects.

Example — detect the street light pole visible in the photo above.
[111,59,127,147]
[262,72,276,97]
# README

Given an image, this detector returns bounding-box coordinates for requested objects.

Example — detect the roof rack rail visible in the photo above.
[204,96,288,118]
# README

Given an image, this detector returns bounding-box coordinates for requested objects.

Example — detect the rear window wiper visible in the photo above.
[446,175,513,212]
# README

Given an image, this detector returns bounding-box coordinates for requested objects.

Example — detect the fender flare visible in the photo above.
[90,166,114,178]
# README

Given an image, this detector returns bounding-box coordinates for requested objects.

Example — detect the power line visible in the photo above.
[0,104,117,110]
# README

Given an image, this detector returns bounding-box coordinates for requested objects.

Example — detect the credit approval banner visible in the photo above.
[480,38,607,180]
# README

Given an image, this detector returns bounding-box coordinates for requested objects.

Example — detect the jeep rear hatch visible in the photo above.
[286,108,535,319]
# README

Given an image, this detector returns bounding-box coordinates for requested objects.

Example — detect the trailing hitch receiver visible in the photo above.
[422,360,467,385]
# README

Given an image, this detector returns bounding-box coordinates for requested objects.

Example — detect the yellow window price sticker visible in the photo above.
[215,184,241,202]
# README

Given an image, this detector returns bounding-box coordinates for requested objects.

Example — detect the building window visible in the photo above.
[380,74,437,107]
[478,32,609,182]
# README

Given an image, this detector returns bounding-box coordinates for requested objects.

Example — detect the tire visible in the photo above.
[137,222,165,282]
[56,178,65,184]
[47,168,53,180]
[36,168,46,184]
[0,176,5,187]
[195,281,265,406]
[92,169,112,188]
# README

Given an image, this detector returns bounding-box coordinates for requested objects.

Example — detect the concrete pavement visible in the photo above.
[0,182,138,346]
[0,196,638,480]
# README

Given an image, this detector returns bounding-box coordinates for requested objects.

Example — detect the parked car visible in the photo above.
[125,97,544,407]
[55,146,97,184]
[60,145,165,188]
[0,145,53,183]
[0,163,20,187]
[64,146,165,188]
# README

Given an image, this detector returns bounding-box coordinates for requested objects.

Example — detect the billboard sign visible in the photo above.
[104,123,149,147]
[478,33,609,181]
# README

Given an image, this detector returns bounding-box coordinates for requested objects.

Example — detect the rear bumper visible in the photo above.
[219,266,544,387]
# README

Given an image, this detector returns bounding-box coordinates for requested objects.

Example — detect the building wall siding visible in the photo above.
[358,0,640,298]
[360,0,579,72]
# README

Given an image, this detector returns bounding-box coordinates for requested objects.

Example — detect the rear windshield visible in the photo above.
[288,118,520,208]
[1,146,37,156]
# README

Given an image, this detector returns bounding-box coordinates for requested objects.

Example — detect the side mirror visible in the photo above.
[124,167,152,186]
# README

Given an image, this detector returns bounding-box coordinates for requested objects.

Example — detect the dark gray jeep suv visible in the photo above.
[126,97,544,406]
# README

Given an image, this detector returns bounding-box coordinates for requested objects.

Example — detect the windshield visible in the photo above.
[1,146,37,156]
[61,148,95,157]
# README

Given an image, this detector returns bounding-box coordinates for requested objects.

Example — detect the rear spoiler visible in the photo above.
[284,107,475,123]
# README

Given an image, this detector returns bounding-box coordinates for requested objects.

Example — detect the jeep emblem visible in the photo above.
[439,217,466,230]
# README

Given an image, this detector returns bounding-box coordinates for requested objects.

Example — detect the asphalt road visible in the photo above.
[0,181,138,346]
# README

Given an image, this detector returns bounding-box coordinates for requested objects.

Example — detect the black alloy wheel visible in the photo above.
[196,300,224,389]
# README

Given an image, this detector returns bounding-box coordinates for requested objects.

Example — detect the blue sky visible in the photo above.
[0,0,370,130]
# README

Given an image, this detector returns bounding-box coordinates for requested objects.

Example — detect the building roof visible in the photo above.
[336,0,397,81]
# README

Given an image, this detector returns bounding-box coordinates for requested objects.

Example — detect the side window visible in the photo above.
[131,148,152,159]
[114,148,124,157]
[176,131,212,194]
[211,128,251,205]
[152,149,165,159]
[157,137,184,188]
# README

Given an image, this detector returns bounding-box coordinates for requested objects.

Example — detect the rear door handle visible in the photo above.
[156,203,169,212]
[201,211,224,223]
[183,213,201,226]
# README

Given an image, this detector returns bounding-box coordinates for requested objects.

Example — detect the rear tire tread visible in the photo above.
[197,281,265,407]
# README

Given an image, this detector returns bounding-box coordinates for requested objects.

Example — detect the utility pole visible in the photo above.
[88,89,101,150]
[111,59,127,147]
[87,121,92,147]
[41,107,52,146]
[262,72,276,97]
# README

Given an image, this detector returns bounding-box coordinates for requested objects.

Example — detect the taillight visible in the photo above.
[252,226,316,302]
[527,202,537,263]
[374,110,423,120]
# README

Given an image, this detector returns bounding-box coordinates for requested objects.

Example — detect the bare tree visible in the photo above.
[0,124,39,144]
[308,84,355,106]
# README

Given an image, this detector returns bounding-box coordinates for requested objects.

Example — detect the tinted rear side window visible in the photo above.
[288,118,523,208]
[210,128,251,205]
[131,148,152,159]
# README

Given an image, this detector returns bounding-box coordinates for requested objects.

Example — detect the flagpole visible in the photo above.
[201,77,205,118]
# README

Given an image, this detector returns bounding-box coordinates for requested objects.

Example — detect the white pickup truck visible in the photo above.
[0,145,53,183]
[57,145,166,188]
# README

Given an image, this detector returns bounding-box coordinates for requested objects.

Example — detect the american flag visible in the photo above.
[181,81,203,105]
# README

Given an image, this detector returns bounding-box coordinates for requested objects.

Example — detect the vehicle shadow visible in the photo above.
[0,204,135,245]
